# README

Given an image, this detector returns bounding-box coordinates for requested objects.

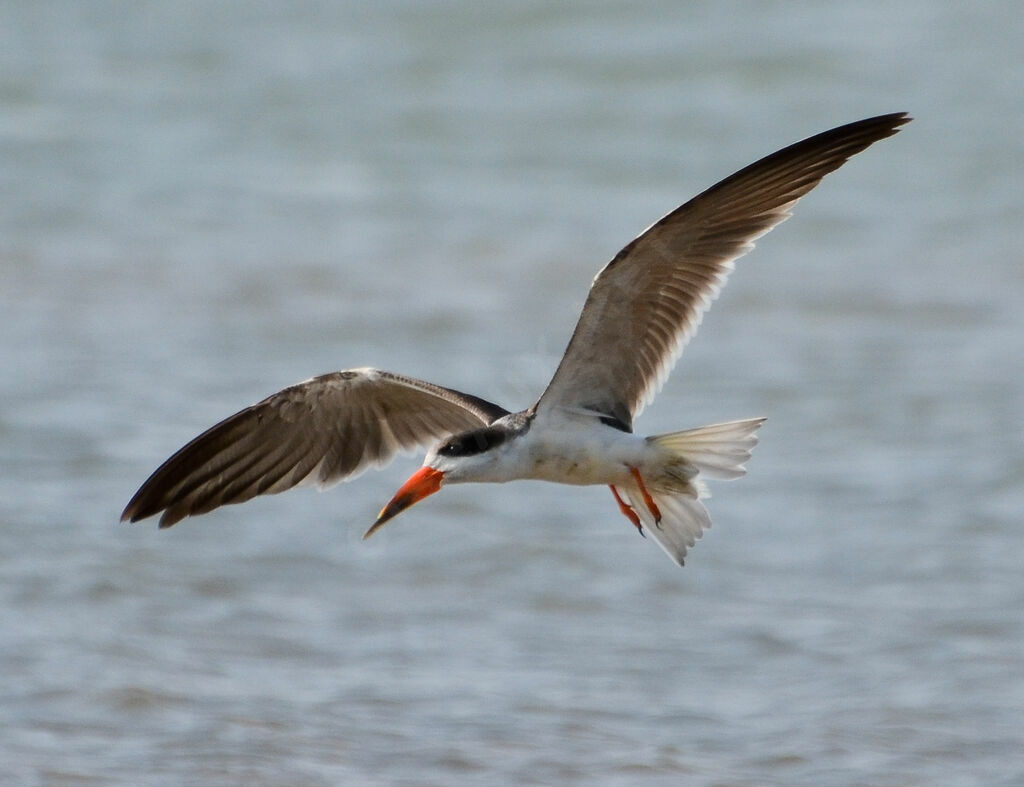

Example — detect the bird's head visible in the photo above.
[362,425,511,539]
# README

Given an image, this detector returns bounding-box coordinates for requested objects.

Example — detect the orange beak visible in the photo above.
[363,466,444,539]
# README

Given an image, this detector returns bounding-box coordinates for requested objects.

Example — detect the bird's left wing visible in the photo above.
[535,113,910,427]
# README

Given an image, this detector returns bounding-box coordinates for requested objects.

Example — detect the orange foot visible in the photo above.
[608,485,643,535]
[629,467,662,525]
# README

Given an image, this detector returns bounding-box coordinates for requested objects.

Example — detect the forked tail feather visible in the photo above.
[647,417,766,480]
[618,417,765,565]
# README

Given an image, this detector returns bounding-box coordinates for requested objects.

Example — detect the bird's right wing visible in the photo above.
[121,367,509,528]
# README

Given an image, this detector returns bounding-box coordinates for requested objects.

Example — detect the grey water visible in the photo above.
[2,2,1022,784]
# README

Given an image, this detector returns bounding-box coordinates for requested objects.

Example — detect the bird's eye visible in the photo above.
[439,440,462,457]
[437,427,506,458]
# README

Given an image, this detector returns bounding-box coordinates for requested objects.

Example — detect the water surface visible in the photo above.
[2,2,1022,784]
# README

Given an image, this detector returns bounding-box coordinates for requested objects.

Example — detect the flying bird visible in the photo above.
[121,113,909,565]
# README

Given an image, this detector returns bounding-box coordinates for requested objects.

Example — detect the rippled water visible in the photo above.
[2,2,1022,784]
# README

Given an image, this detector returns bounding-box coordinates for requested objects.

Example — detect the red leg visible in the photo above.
[609,485,643,535]
[629,467,662,524]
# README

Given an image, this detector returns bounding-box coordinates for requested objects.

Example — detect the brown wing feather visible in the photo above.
[537,113,910,424]
[121,368,508,527]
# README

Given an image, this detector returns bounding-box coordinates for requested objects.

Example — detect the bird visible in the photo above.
[121,112,909,566]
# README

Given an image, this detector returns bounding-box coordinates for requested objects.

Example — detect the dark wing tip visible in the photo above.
[119,495,149,525]
[119,489,176,527]
[822,111,911,136]
[802,111,912,162]
[865,110,911,126]
[846,111,912,142]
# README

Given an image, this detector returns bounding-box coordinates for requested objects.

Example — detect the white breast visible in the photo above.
[518,410,650,486]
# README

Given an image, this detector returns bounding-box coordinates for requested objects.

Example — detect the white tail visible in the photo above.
[617,418,765,566]
[647,417,766,480]
[616,486,711,566]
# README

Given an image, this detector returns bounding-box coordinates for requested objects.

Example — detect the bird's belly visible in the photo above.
[522,436,642,486]
[527,458,618,486]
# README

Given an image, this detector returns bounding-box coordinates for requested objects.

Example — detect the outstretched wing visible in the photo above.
[536,113,910,427]
[121,367,509,527]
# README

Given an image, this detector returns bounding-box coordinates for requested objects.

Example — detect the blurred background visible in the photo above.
[1,1,1021,783]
